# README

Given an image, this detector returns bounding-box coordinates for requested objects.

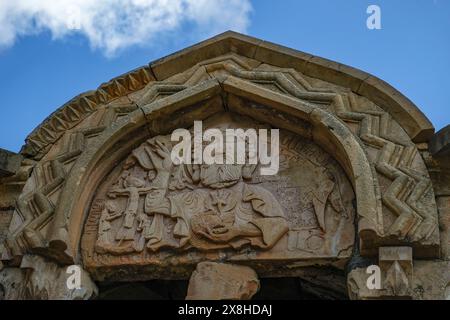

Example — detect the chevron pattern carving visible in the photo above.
[23,67,153,157]
[138,53,438,244]
[2,104,137,262]
[2,53,439,264]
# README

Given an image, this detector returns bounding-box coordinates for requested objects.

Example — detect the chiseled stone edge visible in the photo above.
[20,31,434,159]
[0,148,23,178]
[430,125,450,157]
[21,66,155,158]
[149,31,434,142]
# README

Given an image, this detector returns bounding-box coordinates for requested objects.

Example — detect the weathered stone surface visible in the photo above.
[21,68,155,158]
[0,32,448,299]
[0,267,26,300]
[0,148,23,178]
[437,196,450,260]
[186,262,259,300]
[356,76,434,142]
[347,267,378,300]
[0,255,97,300]
[19,31,434,160]
[81,116,355,280]
[3,41,440,266]
[412,261,450,300]
[347,252,449,300]
[430,125,450,157]
[347,247,414,300]
[379,247,413,298]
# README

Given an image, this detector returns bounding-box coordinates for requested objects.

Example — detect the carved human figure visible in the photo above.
[108,172,150,241]
[167,161,289,250]
[92,130,355,256]
[132,137,174,251]
[119,134,290,252]
[95,201,122,253]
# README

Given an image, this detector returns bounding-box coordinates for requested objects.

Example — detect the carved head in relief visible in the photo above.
[192,126,258,189]
[196,162,257,189]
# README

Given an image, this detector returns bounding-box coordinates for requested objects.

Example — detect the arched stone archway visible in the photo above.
[45,77,382,264]
[0,32,448,300]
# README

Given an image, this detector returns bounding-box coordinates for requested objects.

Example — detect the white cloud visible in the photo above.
[0,0,252,56]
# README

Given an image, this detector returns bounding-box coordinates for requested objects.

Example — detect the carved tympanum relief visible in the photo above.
[81,116,355,276]
[3,49,440,266]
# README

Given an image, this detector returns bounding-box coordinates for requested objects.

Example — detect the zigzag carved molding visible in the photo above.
[2,105,136,261]
[165,54,437,242]
[3,53,438,263]
[23,67,153,157]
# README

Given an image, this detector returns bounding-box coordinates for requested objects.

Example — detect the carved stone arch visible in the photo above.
[1,31,446,300]
[33,76,381,267]
[51,79,225,262]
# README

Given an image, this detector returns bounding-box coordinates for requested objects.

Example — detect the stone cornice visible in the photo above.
[21,31,435,159]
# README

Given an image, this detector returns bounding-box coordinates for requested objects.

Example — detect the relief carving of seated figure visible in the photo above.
[185,165,288,250]
[132,135,290,252]
[96,135,289,254]
[166,160,289,251]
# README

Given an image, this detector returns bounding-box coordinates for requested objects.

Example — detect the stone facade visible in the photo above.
[0,32,448,300]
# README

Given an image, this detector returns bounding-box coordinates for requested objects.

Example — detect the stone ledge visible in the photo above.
[148,31,434,142]
[20,31,436,160]
[0,149,22,178]
[430,125,450,157]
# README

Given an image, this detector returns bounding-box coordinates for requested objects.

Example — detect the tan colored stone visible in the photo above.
[254,40,312,72]
[186,262,259,300]
[81,116,355,279]
[303,56,367,93]
[4,47,440,268]
[19,31,435,159]
[150,31,262,81]
[0,32,447,300]
[357,76,434,142]
[347,267,381,300]
[0,255,97,300]
[430,125,450,157]
[436,196,450,260]
[0,267,25,300]
[0,149,23,178]
[347,247,414,300]
[20,255,97,300]
[412,261,449,300]
[379,247,413,298]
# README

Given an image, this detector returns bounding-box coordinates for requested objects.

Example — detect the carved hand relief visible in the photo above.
[81,119,355,276]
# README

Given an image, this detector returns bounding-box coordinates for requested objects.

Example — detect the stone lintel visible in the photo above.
[186,262,260,300]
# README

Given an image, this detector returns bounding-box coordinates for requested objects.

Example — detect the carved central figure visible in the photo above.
[95,134,289,254]
[82,117,356,271]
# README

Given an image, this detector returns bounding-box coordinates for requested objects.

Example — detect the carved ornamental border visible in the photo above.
[2,32,440,268]
[21,31,434,159]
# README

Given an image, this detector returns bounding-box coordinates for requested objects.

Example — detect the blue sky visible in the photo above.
[0,0,449,152]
